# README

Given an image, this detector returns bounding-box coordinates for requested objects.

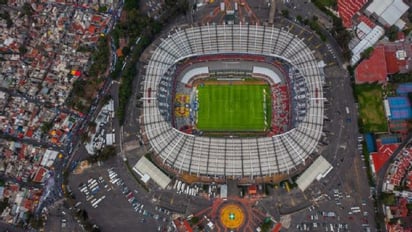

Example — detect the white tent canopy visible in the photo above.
[133,157,171,189]
[296,155,333,191]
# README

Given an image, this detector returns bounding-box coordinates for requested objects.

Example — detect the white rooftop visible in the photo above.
[133,156,171,189]
[351,25,385,65]
[296,155,332,192]
[365,0,409,28]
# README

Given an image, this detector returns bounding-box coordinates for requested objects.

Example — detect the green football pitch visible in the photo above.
[196,84,271,131]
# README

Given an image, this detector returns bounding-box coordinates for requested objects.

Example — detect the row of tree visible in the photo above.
[115,0,188,124]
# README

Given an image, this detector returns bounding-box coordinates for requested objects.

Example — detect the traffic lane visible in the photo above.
[303,62,376,230]
[44,203,83,232]
[0,221,26,232]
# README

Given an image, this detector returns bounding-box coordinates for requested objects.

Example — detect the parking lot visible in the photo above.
[68,160,174,232]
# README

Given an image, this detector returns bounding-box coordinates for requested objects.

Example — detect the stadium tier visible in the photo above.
[142,24,325,179]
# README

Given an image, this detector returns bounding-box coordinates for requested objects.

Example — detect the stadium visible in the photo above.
[141,24,325,183]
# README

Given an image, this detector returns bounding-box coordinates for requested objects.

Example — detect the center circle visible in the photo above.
[220,204,245,229]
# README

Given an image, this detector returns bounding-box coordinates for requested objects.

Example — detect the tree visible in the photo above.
[122,46,130,56]
[380,192,396,206]
[0,11,12,28]
[102,94,112,105]
[41,121,53,134]
[80,133,90,143]
[22,2,33,16]
[98,5,108,13]
[19,45,27,54]
[408,92,412,104]
[28,214,45,229]
[361,47,374,60]
[88,121,97,131]
[386,25,399,42]
[281,9,289,18]
[124,0,139,10]
[0,199,8,212]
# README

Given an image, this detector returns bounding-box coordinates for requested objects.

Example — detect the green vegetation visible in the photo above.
[259,218,274,232]
[380,192,396,206]
[407,203,412,212]
[164,0,190,17]
[88,37,110,78]
[305,16,327,41]
[76,45,94,53]
[0,199,8,213]
[281,9,289,18]
[0,11,12,28]
[114,0,164,125]
[390,72,412,83]
[311,0,352,61]
[298,16,327,41]
[19,45,27,55]
[40,121,53,134]
[386,25,399,42]
[197,84,271,132]
[124,0,140,10]
[67,37,110,113]
[87,146,116,163]
[21,2,33,17]
[189,216,200,225]
[28,213,45,230]
[98,5,108,13]
[330,17,352,61]
[361,47,374,60]
[312,0,337,8]
[354,84,388,132]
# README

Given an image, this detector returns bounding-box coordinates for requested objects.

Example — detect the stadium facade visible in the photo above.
[141,24,325,181]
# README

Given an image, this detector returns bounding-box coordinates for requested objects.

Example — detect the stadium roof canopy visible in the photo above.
[181,67,209,84]
[142,24,325,179]
[296,156,332,191]
[133,157,171,189]
[252,66,281,84]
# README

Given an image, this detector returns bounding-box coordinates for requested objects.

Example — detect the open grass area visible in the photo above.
[355,84,388,133]
[197,84,271,132]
